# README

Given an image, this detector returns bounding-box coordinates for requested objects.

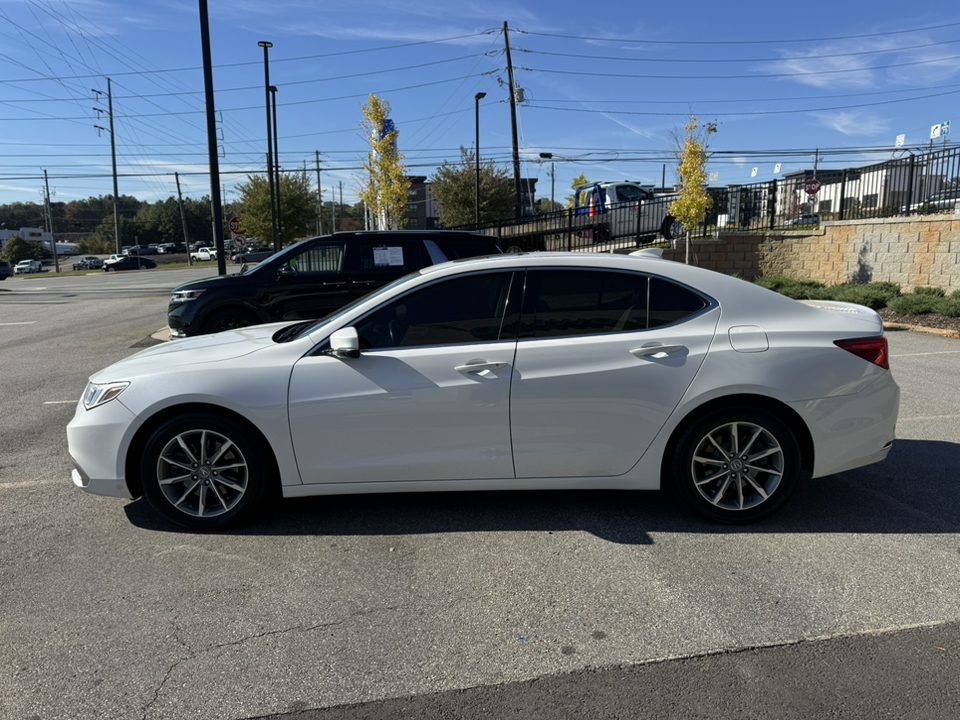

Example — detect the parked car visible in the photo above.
[103,256,156,272]
[14,259,43,274]
[912,188,960,214]
[123,244,157,256]
[69,249,899,530]
[158,243,186,254]
[190,247,217,262]
[786,214,820,226]
[231,245,275,264]
[0,261,12,280]
[168,231,503,338]
[72,256,104,271]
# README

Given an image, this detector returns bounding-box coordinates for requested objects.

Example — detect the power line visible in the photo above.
[518,21,960,45]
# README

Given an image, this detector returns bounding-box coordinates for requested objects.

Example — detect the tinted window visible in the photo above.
[614,185,650,203]
[347,241,420,275]
[531,270,648,338]
[356,272,514,349]
[431,237,500,260]
[649,277,709,328]
[286,243,345,275]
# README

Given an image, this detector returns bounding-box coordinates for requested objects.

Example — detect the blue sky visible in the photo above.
[1,0,959,211]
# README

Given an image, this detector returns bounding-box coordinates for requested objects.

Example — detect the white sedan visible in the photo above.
[67,251,899,530]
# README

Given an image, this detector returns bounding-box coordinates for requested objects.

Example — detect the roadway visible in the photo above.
[0,271,958,719]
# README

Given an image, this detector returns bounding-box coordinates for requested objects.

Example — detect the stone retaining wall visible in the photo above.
[660,213,960,292]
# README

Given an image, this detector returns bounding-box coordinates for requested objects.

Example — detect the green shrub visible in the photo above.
[756,273,826,299]
[936,297,960,318]
[887,294,940,315]
[829,281,901,310]
[913,286,946,297]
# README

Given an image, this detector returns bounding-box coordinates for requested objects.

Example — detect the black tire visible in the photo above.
[106,266,116,272]
[140,413,274,530]
[202,306,259,335]
[670,407,800,524]
[661,216,683,241]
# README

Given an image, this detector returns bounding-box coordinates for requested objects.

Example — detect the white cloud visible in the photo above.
[812,110,888,137]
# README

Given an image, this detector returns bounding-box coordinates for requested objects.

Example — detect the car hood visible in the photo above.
[90,323,288,382]
[173,272,247,292]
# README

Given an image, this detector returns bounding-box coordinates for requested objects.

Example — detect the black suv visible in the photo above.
[167,231,502,338]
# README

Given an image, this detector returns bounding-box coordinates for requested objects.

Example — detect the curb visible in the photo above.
[883,321,960,339]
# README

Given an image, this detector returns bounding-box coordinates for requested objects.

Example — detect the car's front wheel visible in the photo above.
[140,413,274,530]
[202,307,259,335]
[671,408,800,524]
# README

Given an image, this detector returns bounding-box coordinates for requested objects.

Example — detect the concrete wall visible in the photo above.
[661,213,960,292]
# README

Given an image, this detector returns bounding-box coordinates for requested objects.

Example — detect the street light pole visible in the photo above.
[258,41,279,253]
[475,92,486,228]
[270,85,283,245]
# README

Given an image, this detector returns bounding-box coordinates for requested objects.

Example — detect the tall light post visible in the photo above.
[269,85,283,245]
[474,92,486,227]
[258,41,279,252]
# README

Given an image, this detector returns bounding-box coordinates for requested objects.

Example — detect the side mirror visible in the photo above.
[329,327,360,359]
[278,265,294,278]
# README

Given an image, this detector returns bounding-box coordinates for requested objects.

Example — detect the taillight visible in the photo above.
[834,337,889,369]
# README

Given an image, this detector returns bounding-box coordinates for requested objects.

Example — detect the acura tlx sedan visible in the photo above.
[67,251,899,530]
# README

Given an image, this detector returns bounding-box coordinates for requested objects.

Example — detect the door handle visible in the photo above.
[455,360,508,375]
[631,343,685,358]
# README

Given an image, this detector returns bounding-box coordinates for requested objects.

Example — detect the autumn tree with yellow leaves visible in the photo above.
[669,116,713,263]
[359,94,411,230]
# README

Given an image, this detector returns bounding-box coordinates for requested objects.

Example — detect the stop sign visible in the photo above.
[228,216,243,234]
[805,180,822,195]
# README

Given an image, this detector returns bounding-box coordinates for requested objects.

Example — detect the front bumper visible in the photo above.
[66,398,142,499]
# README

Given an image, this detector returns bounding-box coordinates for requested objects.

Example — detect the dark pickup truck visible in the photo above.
[167,230,502,338]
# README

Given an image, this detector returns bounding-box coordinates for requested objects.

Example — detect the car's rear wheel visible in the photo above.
[202,307,259,335]
[140,413,273,530]
[662,216,684,241]
[105,266,116,272]
[671,408,800,524]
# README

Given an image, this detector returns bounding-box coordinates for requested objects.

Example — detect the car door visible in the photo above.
[510,268,720,479]
[262,240,354,321]
[288,270,521,484]
[343,238,423,292]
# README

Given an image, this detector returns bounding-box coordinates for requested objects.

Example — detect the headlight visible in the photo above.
[83,381,129,410]
[170,289,205,304]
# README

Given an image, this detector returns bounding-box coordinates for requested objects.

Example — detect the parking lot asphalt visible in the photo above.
[2,277,959,720]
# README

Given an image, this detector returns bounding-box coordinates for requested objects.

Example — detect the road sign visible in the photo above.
[808,194,818,204]
[896,134,905,148]
[931,124,942,140]
[942,121,951,136]
[751,167,758,177]
[774,163,781,174]
[228,216,243,234]
[805,180,822,195]
[232,234,247,248]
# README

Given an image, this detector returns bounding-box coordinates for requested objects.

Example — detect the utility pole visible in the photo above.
[315,150,323,236]
[43,169,59,273]
[107,78,121,254]
[199,0,226,276]
[339,181,343,232]
[176,172,192,266]
[503,22,522,219]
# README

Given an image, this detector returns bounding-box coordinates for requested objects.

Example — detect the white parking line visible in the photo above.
[0,321,36,325]
[897,415,960,422]
[44,400,76,405]
[891,350,960,357]
[0,478,60,489]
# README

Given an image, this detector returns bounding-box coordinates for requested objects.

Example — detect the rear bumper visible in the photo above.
[794,371,900,478]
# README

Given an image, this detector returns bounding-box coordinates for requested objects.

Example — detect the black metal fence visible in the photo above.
[453,145,960,247]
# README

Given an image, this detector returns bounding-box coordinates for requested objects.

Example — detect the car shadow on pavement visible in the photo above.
[123,438,960,543]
